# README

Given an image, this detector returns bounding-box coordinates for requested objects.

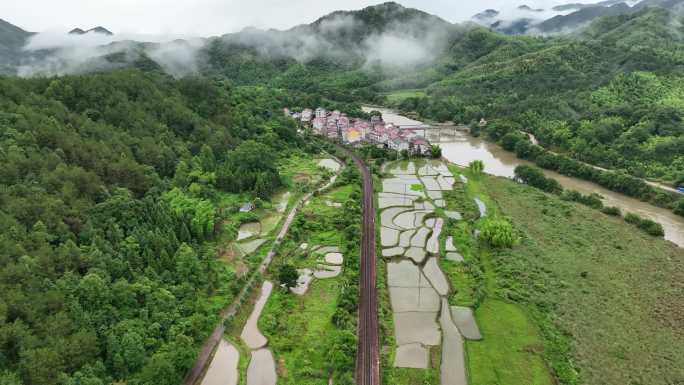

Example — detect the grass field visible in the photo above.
[384,89,427,103]
[259,278,340,385]
[482,174,684,385]
[467,300,552,385]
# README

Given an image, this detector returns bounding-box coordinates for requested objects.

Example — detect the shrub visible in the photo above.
[674,198,684,217]
[601,206,621,216]
[625,213,665,237]
[480,219,516,248]
[514,165,562,194]
[278,264,299,289]
[469,160,485,175]
[561,190,604,209]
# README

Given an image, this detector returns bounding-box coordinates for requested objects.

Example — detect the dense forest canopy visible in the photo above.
[0,70,309,385]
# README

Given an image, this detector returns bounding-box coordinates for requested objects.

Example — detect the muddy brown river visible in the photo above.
[365,106,684,247]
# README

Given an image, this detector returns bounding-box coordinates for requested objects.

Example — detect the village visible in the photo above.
[285,107,434,156]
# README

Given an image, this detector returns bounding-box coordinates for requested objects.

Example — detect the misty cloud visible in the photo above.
[2,1,615,37]
[217,10,452,69]
[17,29,206,77]
[147,38,206,77]
[364,34,432,66]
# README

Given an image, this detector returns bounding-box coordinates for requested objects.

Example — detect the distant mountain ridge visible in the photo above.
[0,18,31,49]
[0,18,32,74]
[69,26,114,35]
[472,0,684,35]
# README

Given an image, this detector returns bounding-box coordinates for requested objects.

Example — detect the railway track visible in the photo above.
[348,150,380,385]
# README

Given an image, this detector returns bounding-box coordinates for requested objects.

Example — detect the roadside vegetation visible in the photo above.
[258,160,362,385]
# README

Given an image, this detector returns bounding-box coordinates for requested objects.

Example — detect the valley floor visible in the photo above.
[482,173,684,385]
[375,158,683,385]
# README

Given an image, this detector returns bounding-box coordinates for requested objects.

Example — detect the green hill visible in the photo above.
[389,7,684,184]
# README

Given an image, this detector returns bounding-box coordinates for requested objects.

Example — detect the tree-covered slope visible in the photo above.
[392,7,684,183]
[0,70,305,385]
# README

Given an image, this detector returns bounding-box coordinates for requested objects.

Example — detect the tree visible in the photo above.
[0,371,22,385]
[674,198,684,217]
[278,264,299,289]
[514,165,562,194]
[173,160,190,188]
[175,243,203,286]
[199,145,216,172]
[19,348,64,385]
[429,145,442,159]
[109,330,145,378]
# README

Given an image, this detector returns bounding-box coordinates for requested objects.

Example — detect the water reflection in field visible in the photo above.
[370,106,684,247]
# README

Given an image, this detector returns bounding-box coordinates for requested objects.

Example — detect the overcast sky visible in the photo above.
[2,0,606,36]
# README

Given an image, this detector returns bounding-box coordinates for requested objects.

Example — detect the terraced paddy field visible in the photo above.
[194,153,346,385]
[377,159,474,385]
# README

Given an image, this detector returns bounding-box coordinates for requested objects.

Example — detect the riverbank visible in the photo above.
[480,172,684,385]
[366,105,684,247]
[427,162,684,385]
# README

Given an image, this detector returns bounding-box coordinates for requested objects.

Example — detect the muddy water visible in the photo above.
[201,340,239,385]
[371,107,684,247]
[246,349,277,385]
[237,222,261,241]
[363,106,424,126]
[240,281,273,350]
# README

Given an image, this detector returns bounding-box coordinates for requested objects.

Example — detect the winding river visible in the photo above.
[363,106,684,247]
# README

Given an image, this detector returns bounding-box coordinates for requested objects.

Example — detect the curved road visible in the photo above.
[347,150,380,385]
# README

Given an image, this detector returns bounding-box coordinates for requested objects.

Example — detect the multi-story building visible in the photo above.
[337,116,350,132]
[410,137,431,155]
[313,117,326,134]
[345,127,362,144]
[301,109,313,123]
[326,119,339,139]
[389,137,410,152]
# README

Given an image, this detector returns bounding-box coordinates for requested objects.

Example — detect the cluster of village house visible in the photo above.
[284,107,433,156]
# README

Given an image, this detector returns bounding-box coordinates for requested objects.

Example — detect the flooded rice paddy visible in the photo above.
[379,158,480,382]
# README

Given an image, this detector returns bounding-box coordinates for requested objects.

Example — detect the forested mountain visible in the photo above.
[472,0,684,35]
[537,2,632,33]
[198,2,454,102]
[0,19,30,50]
[390,6,684,184]
[0,70,307,385]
